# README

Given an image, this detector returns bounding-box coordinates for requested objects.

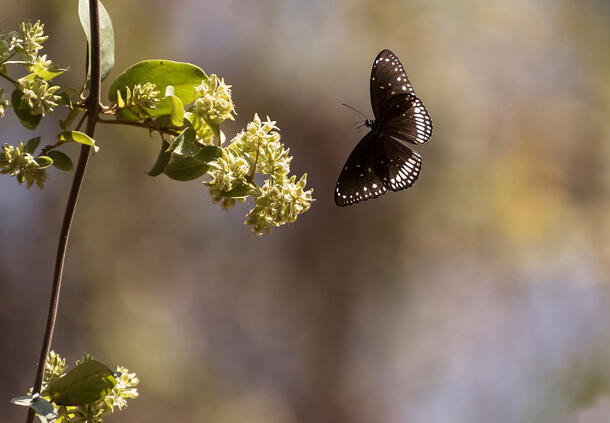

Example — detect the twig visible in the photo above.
[0,71,18,86]
[97,117,181,137]
[39,140,66,157]
[25,1,102,422]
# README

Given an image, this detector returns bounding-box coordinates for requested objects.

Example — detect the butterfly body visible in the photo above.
[365,118,385,133]
[335,49,433,207]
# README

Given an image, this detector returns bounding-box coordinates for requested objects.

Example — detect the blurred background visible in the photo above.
[2,0,610,422]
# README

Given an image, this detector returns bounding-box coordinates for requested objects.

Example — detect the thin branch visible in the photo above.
[40,114,87,156]
[25,1,102,422]
[97,117,181,137]
[0,71,18,85]
[39,140,66,157]
[76,111,88,131]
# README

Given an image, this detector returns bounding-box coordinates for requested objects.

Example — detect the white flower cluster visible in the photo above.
[205,114,314,235]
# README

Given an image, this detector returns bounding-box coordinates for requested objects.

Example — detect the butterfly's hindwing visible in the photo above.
[375,137,422,192]
[370,49,416,119]
[335,132,388,206]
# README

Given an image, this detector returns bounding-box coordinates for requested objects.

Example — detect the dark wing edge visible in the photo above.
[334,132,388,207]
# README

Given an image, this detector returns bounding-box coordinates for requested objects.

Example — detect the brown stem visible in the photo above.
[25,1,102,422]
[39,112,89,156]
[96,117,181,137]
[39,140,67,157]
[0,71,18,86]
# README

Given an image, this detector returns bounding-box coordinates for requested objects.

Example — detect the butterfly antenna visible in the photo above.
[341,103,369,120]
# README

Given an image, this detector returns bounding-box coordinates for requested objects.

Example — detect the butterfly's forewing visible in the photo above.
[374,137,422,192]
[383,94,433,145]
[370,49,416,119]
[335,132,388,206]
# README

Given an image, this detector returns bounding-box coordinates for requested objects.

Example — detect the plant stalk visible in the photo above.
[25,1,102,422]
[96,117,180,137]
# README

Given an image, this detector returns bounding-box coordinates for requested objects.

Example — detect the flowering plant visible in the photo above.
[0,17,313,234]
[5,2,314,423]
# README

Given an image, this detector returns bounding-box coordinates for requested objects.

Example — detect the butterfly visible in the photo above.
[334,49,433,206]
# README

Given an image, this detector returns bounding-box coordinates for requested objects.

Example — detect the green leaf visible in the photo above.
[147,139,171,176]
[168,95,184,127]
[35,156,53,169]
[168,127,200,157]
[78,0,115,82]
[17,73,39,84]
[58,131,99,153]
[196,145,222,162]
[220,182,252,198]
[46,360,117,406]
[25,137,41,154]
[11,89,42,130]
[153,114,172,128]
[56,88,80,107]
[115,88,126,108]
[164,157,209,181]
[56,91,72,107]
[160,145,219,180]
[10,395,58,423]
[108,60,206,121]
[30,62,66,81]
[48,150,74,171]
[60,109,81,130]
[147,95,183,127]
[202,116,222,145]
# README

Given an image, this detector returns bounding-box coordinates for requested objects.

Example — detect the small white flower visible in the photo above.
[19,77,61,116]
[193,74,235,123]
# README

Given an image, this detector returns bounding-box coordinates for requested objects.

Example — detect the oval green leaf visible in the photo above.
[78,0,115,82]
[57,91,72,107]
[164,157,209,181]
[25,136,41,154]
[11,89,41,130]
[168,127,200,157]
[48,150,74,171]
[30,62,66,81]
[108,60,206,121]
[196,145,222,163]
[220,182,252,198]
[35,156,53,169]
[147,139,171,176]
[60,109,81,130]
[168,95,184,127]
[47,360,117,406]
[202,116,221,145]
[58,131,99,153]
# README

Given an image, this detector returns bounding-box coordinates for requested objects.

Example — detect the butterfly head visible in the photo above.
[365,118,385,133]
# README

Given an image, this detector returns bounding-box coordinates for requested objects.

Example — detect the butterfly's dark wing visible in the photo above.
[374,136,422,192]
[335,132,422,206]
[335,132,388,206]
[370,49,433,145]
[383,94,433,145]
[335,49,428,206]
[370,49,416,118]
